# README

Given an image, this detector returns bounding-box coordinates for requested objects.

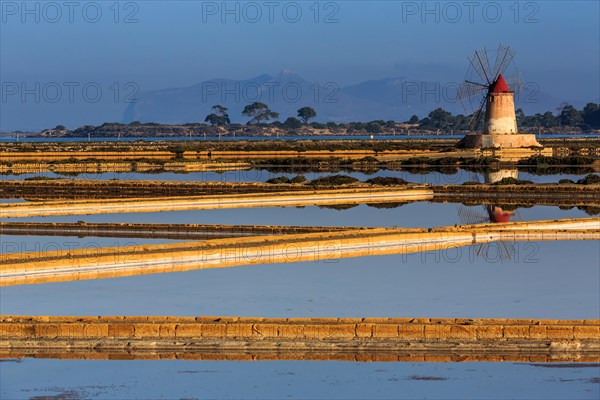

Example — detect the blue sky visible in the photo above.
[1,0,599,130]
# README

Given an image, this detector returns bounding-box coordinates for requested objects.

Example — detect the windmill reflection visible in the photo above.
[483,169,519,224]
[458,168,521,262]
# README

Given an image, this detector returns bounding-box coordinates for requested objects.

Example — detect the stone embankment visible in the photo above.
[0,188,434,218]
[1,180,359,199]
[1,218,597,286]
[432,184,600,206]
[0,148,475,162]
[0,161,249,174]
[1,316,598,362]
[0,222,355,240]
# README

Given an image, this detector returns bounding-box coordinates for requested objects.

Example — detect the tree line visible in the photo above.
[203,101,600,131]
[204,102,317,128]
[57,101,599,137]
[410,102,600,131]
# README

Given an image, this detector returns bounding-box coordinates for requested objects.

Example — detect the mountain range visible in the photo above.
[123,70,575,125]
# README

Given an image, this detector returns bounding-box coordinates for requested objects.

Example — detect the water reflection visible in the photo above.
[458,169,521,225]
[2,166,596,185]
[3,349,598,363]
[2,241,598,319]
[458,169,520,261]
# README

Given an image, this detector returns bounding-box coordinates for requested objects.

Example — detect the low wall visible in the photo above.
[2,316,598,361]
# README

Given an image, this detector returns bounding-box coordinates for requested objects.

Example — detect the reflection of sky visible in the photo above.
[1,168,594,184]
[1,203,594,265]
[2,241,598,320]
[1,359,599,400]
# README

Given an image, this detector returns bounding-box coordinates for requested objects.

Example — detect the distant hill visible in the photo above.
[123,70,570,124]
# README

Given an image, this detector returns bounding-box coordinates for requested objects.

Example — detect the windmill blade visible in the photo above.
[503,73,523,93]
[498,241,517,262]
[458,205,489,225]
[491,44,516,81]
[468,49,492,85]
[457,80,487,102]
[515,209,523,222]
[469,95,487,130]
[480,47,493,82]
[476,241,517,263]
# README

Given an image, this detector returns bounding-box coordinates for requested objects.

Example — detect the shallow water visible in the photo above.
[1,171,598,399]
[4,202,592,229]
[1,359,599,400]
[2,240,598,319]
[1,168,593,185]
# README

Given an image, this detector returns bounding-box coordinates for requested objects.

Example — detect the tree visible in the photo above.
[365,121,382,134]
[515,108,526,126]
[242,102,279,124]
[558,104,583,126]
[204,105,230,126]
[541,111,557,128]
[452,114,470,130]
[408,115,419,124]
[283,117,302,129]
[582,103,600,129]
[427,108,452,129]
[297,107,317,124]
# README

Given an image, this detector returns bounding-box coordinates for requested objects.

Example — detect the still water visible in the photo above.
[1,168,594,185]
[1,359,598,400]
[3,202,593,229]
[1,238,599,399]
[1,178,598,399]
[2,238,598,319]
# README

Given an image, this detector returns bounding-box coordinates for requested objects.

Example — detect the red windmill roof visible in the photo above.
[488,206,513,223]
[489,74,510,93]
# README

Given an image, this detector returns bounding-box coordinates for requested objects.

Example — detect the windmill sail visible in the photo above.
[491,44,516,82]
[459,45,521,131]
[469,50,492,84]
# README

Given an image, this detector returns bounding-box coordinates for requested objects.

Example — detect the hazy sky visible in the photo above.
[1,0,599,130]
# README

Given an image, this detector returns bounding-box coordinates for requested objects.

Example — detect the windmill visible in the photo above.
[457,44,542,149]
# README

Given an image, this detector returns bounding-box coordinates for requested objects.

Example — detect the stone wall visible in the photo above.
[1,316,598,343]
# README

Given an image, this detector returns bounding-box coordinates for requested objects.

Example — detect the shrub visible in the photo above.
[359,156,379,164]
[493,177,533,185]
[266,176,291,184]
[401,157,430,165]
[577,174,600,185]
[290,175,307,184]
[309,174,360,186]
[558,178,575,184]
[518,155,595,167]
[24,176,62,181]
